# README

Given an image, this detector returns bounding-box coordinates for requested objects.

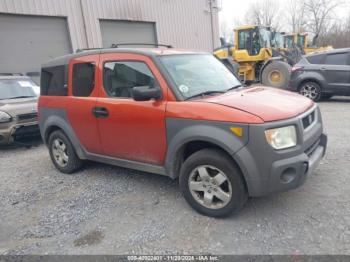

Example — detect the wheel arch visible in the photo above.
[298,77,324,92]
[167,139,249,191]
[40,109,86,159]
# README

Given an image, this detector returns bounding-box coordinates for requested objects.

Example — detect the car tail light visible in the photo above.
[291,66,303,72]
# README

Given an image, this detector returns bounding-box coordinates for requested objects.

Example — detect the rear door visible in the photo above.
[321,52,350,95]
[95,52,168,165]
[66,54,102,154]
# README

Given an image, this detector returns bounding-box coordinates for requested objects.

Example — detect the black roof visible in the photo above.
[42,48,207,68]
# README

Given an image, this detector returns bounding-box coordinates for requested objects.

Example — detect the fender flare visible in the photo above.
[164,123,248,179]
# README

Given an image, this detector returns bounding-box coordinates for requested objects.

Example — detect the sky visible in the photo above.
[219,0,350,34]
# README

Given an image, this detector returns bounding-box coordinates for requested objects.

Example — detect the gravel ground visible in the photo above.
[0,97,349,255]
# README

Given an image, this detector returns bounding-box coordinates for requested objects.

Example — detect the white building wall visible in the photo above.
[0,0,220,51]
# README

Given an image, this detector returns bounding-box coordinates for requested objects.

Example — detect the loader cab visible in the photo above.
[272,32,285,49]
[235,26,272,59]
[284,34,295,49]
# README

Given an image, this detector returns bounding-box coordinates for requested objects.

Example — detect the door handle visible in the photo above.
[92,107,109,118]
[320,67,327,71]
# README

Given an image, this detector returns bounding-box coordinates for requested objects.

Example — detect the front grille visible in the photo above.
[17,112,38,122]
[302,110,316,130]
[12,125,40,140]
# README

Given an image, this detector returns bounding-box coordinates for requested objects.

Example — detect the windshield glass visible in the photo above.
[0,78,37,100]
[160,54,241,99]
[285,36,294,48]
[273,33,284,48]
[297,35,306,47]
[259,28,271,48]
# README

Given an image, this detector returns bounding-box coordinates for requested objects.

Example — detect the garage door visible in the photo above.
[0,14,72,83]
[100,20,157,48]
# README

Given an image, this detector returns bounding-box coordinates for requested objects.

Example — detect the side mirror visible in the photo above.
[132,86,161,101]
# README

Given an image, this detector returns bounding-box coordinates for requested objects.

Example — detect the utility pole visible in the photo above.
[208,0,221,51]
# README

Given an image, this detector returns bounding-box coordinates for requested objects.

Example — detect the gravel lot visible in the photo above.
[0,97,349,255]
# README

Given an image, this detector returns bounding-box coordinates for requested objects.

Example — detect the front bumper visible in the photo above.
[233,104,327,197]
[0,121,39,145]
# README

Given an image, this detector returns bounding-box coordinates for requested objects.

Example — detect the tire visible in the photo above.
[179,149,248,217]
[298,81,322,102]
[261,61,291,88]
[48,130,83,174]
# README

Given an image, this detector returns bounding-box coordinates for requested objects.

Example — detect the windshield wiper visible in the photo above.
[8,96,36,99]
[185,90,225,101]
[225,84,242,93]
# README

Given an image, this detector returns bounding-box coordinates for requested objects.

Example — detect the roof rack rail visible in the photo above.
[0,73,23,76]
[75,48,102,53]
[110,43,173,48]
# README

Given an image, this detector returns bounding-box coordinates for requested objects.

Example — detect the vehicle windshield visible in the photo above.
[0,78,38,100]
[285,36,294,48]
[259,28,272,48]
[159,54,241,99]
[273,33,285,48]
[297,35,306,47]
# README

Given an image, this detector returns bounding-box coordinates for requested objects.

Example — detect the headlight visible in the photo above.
[265,125,297,150]
[0,111,12,123]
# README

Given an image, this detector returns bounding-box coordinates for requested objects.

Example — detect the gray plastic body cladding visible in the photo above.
[165,118,249,178]
[39,107,166,175]
[234,104,325,197]
[39,107,86,159]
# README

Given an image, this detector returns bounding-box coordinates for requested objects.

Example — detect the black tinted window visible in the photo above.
[72,63,95,97]
[41,65,67,96]
[306,54,324,64]
[324,53,348,65]
[103,61,158,98]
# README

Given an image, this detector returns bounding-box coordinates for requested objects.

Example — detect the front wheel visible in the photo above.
[299,81,322,101]
[179,149,247,217]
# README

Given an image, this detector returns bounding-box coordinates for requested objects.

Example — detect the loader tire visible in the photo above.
[261,61,291,89]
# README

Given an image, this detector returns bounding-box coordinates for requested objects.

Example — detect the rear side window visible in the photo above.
[72,63,95,97]
[40,65,67,96]
[306,54,324,64]
[324,53,348,66]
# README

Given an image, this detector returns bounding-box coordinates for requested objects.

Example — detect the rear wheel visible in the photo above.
[261,61,291,88]
[299,81,322,101]
[48,130,83,174]
[179,149,247,217]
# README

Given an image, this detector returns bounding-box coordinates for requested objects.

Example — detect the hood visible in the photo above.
[0,97,38,117]
[203,86,314,122]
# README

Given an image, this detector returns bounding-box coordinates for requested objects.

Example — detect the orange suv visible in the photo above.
[39,47,327,217]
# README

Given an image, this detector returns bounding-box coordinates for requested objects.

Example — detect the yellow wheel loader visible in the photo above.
[284,33,333,54]
[214,25,292,88]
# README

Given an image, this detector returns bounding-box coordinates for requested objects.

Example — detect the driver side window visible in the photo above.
[103,61,159,98]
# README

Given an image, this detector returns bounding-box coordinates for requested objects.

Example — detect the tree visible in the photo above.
[245,0,282,30]
[304,0,339,38]
[286,0,307,32]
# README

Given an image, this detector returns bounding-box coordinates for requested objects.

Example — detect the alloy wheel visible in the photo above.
[300,84,319,100]
[188,165,232,209]
[52,138,69,167]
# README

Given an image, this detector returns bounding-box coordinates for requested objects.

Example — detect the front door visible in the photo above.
[95,53,168,165]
